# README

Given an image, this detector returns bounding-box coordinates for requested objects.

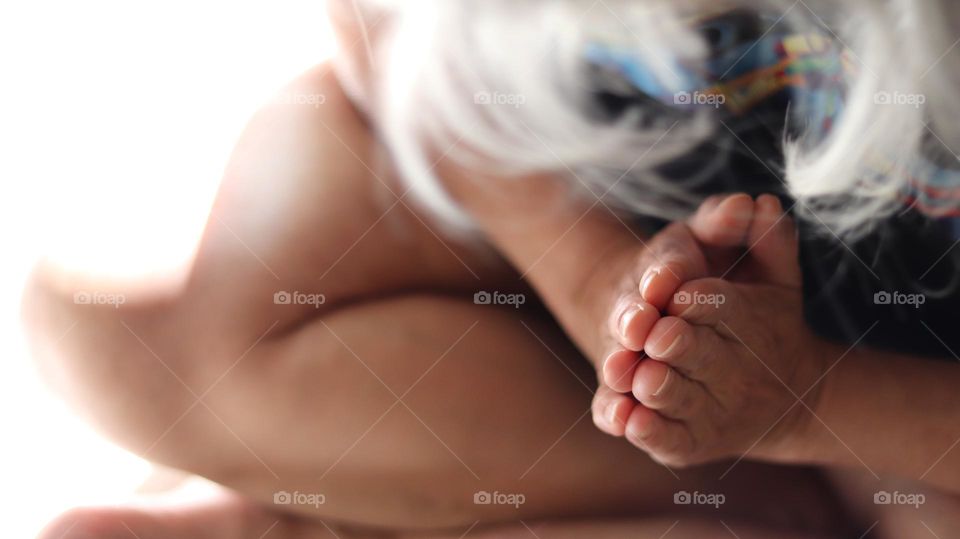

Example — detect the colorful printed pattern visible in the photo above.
[585,13,960,222]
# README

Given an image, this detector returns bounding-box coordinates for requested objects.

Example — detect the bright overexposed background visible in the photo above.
[0,1,335,535]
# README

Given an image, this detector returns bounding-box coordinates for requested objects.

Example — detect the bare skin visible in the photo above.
[25,4,960,537]
[24,65,847,538]
[433,85,960,539]
[352,3,960,534]
[435,122,960,538]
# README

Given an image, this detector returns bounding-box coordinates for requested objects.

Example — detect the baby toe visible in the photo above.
[644,316,692,365]
[592,385,636,437]
[610,294,659,351]
[637,222,710,310]
[666,278,739,328]
[602,348,643,393]
[747,194,802,287]
[688,193,755,247]
[645,316,726,377]
[631,359,704,421]
[624,406,696,467]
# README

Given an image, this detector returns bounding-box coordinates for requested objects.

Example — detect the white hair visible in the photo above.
[335,0,960,238]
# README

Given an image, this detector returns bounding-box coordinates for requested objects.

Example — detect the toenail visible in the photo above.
[652,368,672,397]
[660,333,683,358]
[677,302,698,319]
[639,268,660,299]
[626,424,650,444]
[619,304,643,337]
[605,400,620,426]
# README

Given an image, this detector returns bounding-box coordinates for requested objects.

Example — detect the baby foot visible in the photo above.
[594,194,757,436]
[625,196,828,466]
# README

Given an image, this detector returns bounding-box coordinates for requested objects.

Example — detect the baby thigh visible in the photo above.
[191,295,847,534]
